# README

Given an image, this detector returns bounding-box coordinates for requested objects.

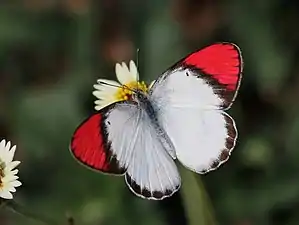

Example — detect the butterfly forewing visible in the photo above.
[71,102,181,200]
[149,42,242,173]
[70,112,126,175]
[151,42,242,110]
[182,43,242,109]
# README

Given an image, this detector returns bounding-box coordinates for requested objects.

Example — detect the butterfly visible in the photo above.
[70,43,243,200]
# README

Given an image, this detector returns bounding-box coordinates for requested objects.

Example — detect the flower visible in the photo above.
[0,139,22,199]
[92,60,149,111]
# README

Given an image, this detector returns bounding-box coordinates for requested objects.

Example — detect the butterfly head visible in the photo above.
[132,89,148,104]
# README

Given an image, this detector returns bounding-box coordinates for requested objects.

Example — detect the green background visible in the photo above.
[0,1,299,225]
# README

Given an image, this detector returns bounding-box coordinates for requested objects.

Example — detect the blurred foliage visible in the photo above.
[1,0,299,225]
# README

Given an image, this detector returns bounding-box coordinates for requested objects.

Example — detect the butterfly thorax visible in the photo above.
[132,90,157,120]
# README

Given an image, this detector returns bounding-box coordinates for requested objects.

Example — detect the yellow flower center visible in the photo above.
[115,81,148,101]
[0,161,5,188]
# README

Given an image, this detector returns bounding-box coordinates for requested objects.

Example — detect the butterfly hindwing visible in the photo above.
[149,42,242,173]
[155,108,237,174]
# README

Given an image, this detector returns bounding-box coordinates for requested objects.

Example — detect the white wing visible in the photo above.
[149,67,239,174]
[103,102,181,200]
[149,43,242,173]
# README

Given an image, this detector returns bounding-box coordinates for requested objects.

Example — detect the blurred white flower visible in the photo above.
[0,139,22,199]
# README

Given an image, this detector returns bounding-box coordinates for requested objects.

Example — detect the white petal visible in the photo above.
[10,145,16,153]
[8,187,16,192]
[95,106,104,111]
[129,60,139,81]
[116,62,137,85]
[93,84,105,91]
[10,180,22,187]
[6,161,21,171]
[2,175,18,183]
[0,139,6,149]
[94,85,116,93]
[0,140,6,155]
[5,141,11,152]
[0,152,9,165]
[148,80,156,89]
[94,99,118,111]
[93,91,107,99]
[115,63,122,77]
[0,191,13,199]
[94,79,120,93]
[11,169,19,175]
[5,146,16,164]
[94,85,119,95]
[92,79,120,102]
[96,79,120,87]
[92,91,116,101]
[1,183,14,192]
[121,62,130,73]
[92,90,116,99]
[94,100,114,106]
[94,99,109,107]
[95,104,110,111]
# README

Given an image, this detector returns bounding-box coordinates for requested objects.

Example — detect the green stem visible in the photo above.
[195,177,217,225]
[4,200,59,225]
[179,165,218,225]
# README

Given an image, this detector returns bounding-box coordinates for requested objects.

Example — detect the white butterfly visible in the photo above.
[70,43,243,200]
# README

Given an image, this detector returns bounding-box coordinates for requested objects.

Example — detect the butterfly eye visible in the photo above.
[133,92,143,100]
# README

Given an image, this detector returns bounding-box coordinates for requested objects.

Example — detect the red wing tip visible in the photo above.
[184,42,242,71]
[204,42,242,57]
[70,113,126,175]
[206,42,241,53]
[216,42,240,49]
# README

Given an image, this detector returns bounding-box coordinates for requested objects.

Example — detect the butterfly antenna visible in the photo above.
[98,81,136,93]
[124,85,137,93]
[98,81,122,89]
[136,48,140,89]
[136,48,140,70]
